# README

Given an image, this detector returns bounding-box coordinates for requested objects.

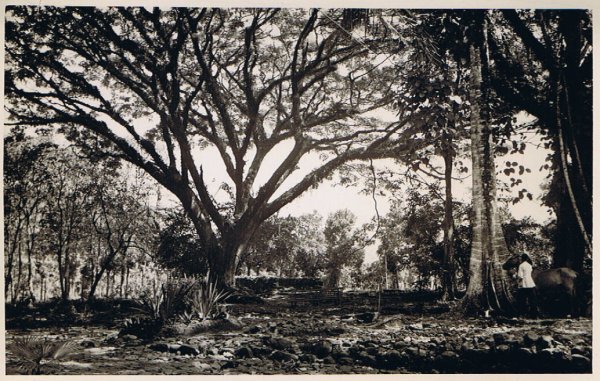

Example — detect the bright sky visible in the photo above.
[277,133,553,263]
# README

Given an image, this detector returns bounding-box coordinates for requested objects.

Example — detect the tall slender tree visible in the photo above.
[461,17,514,315]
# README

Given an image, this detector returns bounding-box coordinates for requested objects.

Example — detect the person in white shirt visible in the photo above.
[516,253,538,318]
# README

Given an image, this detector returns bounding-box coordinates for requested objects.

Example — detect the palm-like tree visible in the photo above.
[7,336,78,374]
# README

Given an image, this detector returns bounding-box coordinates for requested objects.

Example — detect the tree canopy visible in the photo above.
[5,7,431,285]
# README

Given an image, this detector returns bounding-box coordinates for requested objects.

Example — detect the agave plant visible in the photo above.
[137,279,165,320]
[7,336,78,374]
[189,273,230,320]
[159,276,198,322]
[138,276,197,322]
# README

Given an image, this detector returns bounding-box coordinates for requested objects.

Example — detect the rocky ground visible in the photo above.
[5,297,593,374]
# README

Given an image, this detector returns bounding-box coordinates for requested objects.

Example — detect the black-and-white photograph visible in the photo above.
[3,3,594,375]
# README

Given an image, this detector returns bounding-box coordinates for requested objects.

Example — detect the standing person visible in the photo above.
[517,253,538,318]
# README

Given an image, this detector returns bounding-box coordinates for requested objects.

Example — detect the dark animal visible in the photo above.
[502,254,579,316]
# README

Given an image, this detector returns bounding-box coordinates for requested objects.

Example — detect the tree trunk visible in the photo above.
[17,241,23,302]
[88,268,106,302]
[105,269,110,298]
[441,132,456,301]
[461,42,514,316]
[119,263,126,298]
[27,241,33,299]
[125,265,130,299]
[205,226,256,289]
[555,76,593,258]
[207,244,238,289]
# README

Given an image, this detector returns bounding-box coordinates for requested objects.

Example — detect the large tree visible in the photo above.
[5,7,426,287]
[461,15,514,315]
[323,209,365,289]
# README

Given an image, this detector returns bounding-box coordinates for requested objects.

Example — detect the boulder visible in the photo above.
[80,340,95,348]
[355,351,377,367]
[523,332,539,347]
[441,350,459,359]
[309,340,333,359]
[234,346,254,359]
[493,332,509,345]
[121,334,138,342]
[148,342,170,353]
[244,325,262,334]
[323,356,336,364]
[437,350,459,370]
[495,344,510,353]
[263,337,294,351]
[299,353,317,363]
[383,350,405,369]
[570,354,591,371]
[570,346,589,356]
[536,335,554,350]
[539,348,569,362]
[337,356,355,366]
[177,344,200,356]
[221,360,237,369]
[356,312,378,323]
[270,350,298,362]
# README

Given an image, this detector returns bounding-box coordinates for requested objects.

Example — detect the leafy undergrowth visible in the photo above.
[5,296,592,375]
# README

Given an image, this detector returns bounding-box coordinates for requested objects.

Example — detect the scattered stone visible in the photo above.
[323,356,336,364]
[80,340,95,348]
[356,312,378,323]
[384,350,404,369]
[299,353,317,363]
[221,360,237,369]
[493,333,509,344]
[495,344,510,353]
[570,354,591,371]
[408,323,423,331]
[539,348,569,362]
[570,346,588,356]
[244,326,261,334]
[121,334,138,342]
[361,353,378,368]
[234,346,254,359]
[337,356,355,366]
[309,340,333,359]
[441,350,458,359]
[270,350,298,362]
[177,344,200,356]
[263,337,294,351]
[148,342,170,353]
[516,347,533,356]
[523,332,540,347]
[536,335,554,350]
[193,362,212,371]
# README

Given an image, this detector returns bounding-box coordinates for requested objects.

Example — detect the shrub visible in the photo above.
[7,336,78,374]
[139,276,197,322]
[159,276,198,322]
[188,272,230,320]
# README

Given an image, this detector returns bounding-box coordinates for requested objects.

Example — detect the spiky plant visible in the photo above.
[159,276,198,322]
[189,273,230,320]
[7,336,78,374]
[140,290,164,320]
